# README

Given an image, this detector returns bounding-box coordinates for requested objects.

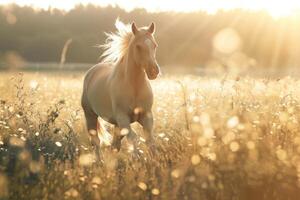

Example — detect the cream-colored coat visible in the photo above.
[81,20,160,155]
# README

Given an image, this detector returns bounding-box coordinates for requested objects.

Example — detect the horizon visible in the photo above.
[1,0,300,18]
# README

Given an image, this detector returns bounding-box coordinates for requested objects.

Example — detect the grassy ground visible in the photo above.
[0,72,300,200]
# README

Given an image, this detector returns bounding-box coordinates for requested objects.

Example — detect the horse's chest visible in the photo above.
[113,80,153,121]
[127,91,152,116]
[128,94,152,111]
[128,100,149,122]
[126,83,152,105]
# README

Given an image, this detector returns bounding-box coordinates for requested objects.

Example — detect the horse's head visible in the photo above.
[131,22,160,80]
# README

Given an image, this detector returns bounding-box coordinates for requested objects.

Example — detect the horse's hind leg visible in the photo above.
[82,104,101,161]
[111,126,124,152]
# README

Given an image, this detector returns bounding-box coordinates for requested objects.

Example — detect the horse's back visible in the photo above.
[83,63,112,91]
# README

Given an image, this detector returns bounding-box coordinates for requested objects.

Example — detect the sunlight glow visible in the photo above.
[0,0,300,18]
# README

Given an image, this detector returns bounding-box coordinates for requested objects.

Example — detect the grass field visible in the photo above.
[1,71,300,200]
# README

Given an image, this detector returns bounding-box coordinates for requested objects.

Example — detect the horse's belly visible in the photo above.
[94,102,117,125]
[89,89,115,122]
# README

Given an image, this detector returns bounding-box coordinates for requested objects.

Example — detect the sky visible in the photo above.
[0,0,300,18]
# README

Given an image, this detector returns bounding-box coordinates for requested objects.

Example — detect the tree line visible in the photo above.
[1,4,300,69]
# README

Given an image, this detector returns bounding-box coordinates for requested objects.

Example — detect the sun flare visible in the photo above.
[1,0,300,18]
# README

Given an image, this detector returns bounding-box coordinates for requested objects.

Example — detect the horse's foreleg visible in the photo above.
[139,111,154,144]
[114,112,137,150]
[139,111,156,157]
[82,106,101,162]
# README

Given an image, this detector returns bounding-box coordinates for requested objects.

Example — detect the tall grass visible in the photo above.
[0,72,300,200]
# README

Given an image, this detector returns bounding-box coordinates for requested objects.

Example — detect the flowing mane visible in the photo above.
[99,19,133,63]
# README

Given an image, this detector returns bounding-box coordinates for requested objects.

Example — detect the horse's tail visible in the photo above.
[97,117,112,146]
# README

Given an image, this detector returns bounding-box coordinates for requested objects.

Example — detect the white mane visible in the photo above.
[99,19,133,63]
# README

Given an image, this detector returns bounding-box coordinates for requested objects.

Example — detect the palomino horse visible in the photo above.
[81,19,160,158]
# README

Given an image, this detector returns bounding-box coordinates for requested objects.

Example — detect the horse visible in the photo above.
[81,19,160,159]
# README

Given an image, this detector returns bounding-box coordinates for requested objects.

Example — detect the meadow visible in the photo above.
[1,71,300,200]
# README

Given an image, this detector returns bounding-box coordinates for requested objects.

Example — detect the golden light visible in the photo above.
[0,0,300,18]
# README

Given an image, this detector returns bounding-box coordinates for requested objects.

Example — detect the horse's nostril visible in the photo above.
[149,64,159,77]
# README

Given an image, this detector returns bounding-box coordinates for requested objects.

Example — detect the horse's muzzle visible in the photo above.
[147,64,160,80]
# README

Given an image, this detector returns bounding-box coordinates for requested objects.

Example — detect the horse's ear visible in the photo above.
[148,22,155,34]
[131,22,139,35]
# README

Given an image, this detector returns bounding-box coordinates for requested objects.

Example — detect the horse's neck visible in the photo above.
[123,49,146,88]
